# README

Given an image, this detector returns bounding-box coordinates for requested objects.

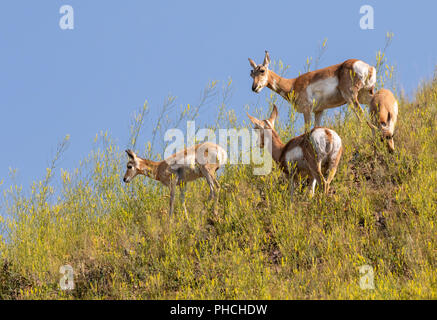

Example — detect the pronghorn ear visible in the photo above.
[268,104,278,127]
[125,149,135,159]
[247,113,264,128]
[248,58,257,70]
[263,50,271,68]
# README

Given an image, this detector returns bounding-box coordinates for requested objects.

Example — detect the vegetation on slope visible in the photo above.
[0,54,436,300]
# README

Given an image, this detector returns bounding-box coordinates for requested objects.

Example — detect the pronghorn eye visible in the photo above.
[260,69,265,73]
[127,165,133,169]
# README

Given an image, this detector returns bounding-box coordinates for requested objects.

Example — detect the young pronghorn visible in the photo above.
[247,105,343,197]
[249,51,377,130]
[368,88,399,152]
[123,142,227,218]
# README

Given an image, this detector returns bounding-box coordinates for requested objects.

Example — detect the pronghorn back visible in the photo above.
[249,51,377,128]
[369,88,398,151]
[280,127,342,175]
[164,142,227,183]
[165,142,227,167]
[370,89,398,131]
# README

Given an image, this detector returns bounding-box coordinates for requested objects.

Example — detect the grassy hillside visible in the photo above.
[0,72,436,300]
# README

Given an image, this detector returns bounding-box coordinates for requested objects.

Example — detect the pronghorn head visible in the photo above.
[249,51,271,93]
[123,149,154,183]
[123,149,140,183]
[379,112,395,153]
[247,104,278,148]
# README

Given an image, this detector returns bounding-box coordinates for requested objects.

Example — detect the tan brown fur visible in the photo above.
[249,51,377,131]
[369,88,399,152]
[248,105,343,196]
[123,142,226,217]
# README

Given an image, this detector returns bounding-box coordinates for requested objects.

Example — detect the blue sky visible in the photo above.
[1,0,436,193]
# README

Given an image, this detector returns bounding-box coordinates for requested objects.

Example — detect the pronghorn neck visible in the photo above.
[267,71,295,101]
[138,158,160,180]
[264,127,285,162]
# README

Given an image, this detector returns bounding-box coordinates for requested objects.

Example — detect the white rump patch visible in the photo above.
[353,61,376,88]
[353,61,369,79]
[311,128,342,157]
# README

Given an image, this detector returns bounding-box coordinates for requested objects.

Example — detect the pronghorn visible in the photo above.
[249,51,377,130]
[247,104,343,197]
[123,142,227,217]
[368,88,399,152]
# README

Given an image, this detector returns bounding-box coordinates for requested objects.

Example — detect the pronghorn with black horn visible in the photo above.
[123,142,227,218]
[247,104,343,197]
[249,51,377,131]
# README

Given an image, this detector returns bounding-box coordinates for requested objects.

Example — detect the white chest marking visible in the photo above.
[272,79,278,91]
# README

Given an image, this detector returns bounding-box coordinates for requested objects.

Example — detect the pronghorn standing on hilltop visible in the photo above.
[247,105,343,197]
[123,142,227,217]
[249,51,377,130]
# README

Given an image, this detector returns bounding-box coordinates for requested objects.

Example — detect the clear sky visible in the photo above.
[1,0,436,193]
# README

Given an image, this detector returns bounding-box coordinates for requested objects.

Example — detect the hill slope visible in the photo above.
[0,76,436,300]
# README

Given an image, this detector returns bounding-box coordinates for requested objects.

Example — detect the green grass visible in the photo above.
[0,71,436,300]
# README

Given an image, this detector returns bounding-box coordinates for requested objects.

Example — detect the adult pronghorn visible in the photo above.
[123,142,227,218]
[369,88,399,152]
[249,51,377,130]
[247,104,343,197]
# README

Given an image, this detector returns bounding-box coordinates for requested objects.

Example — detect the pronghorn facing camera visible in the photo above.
[369,88,399,152]
[249,51,377,130]
[123,142,227,217]
[247,105,343,197]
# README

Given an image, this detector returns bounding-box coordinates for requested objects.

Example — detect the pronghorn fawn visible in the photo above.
[123,142,227,218]
[247,105,343,197]
[249,51,377,130]
[368,88,399,153]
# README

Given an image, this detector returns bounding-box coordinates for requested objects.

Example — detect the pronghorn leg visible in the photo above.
[340,83,374,129]
[211,172,220,216]
[325,151,342,195]
[211,171,221,203]
[199,166,216,200]
[208,167,220,190]
[309,171,324,196]
[303,111,312,132]
[314,111,324,127]
[180,182,188,219]
[348,98,365,122]
[310,178,317,196]
[169,178,177,216]
[347,96,378,131]
[317,161,329,194]
[308,160,326,195]
[200,166,220,215]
